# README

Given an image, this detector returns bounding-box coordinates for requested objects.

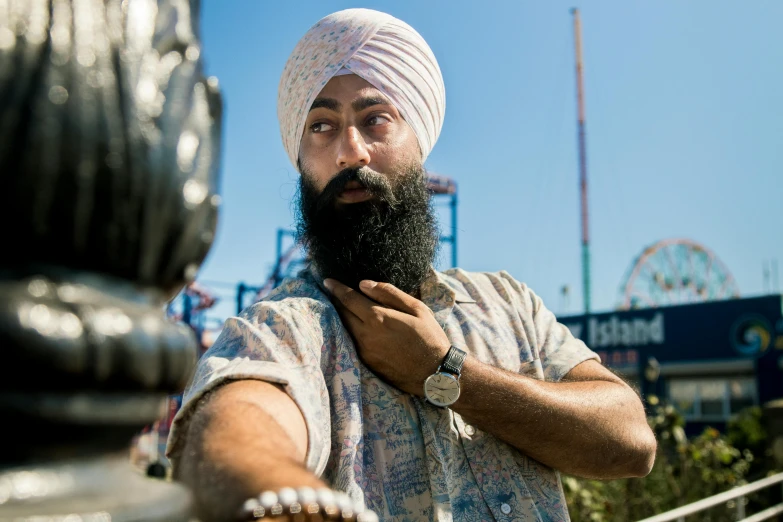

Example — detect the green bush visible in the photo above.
[563,397,778,522]
[727,406,772,480]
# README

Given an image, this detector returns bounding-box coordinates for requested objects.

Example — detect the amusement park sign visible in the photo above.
[559,295,783,404]
[565,313,665,348]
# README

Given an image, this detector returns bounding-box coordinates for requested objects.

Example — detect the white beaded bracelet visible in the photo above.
[238,487,379,521]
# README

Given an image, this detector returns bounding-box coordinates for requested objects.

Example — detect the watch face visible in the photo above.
[424,372,460,407]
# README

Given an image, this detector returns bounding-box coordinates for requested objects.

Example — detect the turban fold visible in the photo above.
[278,8,446,170]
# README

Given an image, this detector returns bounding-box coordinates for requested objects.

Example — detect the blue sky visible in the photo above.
[192,0,782,322]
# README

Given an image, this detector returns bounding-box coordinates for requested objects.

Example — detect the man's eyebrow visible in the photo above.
[351,95,393,113]
[309,97,341,112]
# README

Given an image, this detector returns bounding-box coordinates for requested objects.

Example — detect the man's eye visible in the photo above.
[366,115,389,126]
[311,122,335,133]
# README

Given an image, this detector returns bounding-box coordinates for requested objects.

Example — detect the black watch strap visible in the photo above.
[440,346,467,376]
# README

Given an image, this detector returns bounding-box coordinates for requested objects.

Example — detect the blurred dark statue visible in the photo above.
[0,0,222,519]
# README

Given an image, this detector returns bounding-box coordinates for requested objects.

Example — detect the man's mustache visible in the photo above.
[315,167,400,215]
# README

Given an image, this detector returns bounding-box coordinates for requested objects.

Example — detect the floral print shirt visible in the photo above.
[167,267,598,521]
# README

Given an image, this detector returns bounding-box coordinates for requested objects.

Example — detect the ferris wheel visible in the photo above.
[618,238,740,310]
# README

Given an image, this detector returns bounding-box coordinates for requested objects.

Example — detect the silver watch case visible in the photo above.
[423,371,461,407]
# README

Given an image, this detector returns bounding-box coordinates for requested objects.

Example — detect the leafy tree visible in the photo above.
[563,397,779,522]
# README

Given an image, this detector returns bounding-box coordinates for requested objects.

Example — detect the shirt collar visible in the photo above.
[420,268,475,304]
[418,267,476,328]
[452,283,476,304]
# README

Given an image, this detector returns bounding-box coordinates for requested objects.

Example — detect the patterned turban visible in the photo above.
[278,8,446,170]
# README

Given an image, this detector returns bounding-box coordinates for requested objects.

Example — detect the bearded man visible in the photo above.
[168,8,656,522]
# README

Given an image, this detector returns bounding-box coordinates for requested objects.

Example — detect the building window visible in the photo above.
[668,377,757,421]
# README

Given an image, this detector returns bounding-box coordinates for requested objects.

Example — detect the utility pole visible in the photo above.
[572,8,591,314]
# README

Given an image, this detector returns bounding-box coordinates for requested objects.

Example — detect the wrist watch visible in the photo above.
[423,346,467,407]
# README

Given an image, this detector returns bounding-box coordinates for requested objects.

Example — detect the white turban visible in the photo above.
[278,8,446,170]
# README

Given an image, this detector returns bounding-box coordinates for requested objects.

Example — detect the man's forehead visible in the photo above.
[311,74,392,110]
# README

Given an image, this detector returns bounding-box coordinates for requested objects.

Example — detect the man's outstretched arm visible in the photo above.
[454,358,656,479]
[325,278,656,480]
[174,379,325,522]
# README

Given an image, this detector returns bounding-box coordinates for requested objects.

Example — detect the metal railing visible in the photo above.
[635,471,783,522]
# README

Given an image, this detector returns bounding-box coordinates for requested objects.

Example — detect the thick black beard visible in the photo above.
[295,165,439,295]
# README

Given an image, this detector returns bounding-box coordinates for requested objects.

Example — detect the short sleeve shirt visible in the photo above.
[166,267,599,521]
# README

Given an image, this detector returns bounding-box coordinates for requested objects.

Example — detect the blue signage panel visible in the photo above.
[558,295,783,403]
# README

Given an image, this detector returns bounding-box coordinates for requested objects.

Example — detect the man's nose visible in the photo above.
[336,126,370,169]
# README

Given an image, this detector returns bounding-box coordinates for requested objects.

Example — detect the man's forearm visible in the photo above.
[174,381,325,522]
[453,359,656,480]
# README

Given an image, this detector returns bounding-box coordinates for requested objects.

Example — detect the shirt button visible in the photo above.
[464,424,476,436]
[501,503,512,515]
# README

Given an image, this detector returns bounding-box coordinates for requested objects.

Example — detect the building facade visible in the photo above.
[560,295,783,434]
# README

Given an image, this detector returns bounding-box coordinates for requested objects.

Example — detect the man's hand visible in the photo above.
[323,278,450,395]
